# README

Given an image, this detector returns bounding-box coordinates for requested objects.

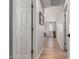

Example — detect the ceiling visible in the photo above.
[41,0,65,8]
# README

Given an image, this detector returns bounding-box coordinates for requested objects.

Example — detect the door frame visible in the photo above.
[9,0,13,59]
[64,2,69,52]
[64,12,67,51]
[31,1,34,59]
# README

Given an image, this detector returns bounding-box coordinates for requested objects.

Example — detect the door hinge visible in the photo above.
[31,27,33,31]
[31,4,33,8]
[31,49,34,54]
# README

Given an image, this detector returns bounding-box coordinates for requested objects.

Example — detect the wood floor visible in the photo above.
[39,38,67,59]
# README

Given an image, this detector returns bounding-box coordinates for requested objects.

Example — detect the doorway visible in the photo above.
[64,13,67,51]
[44,22,56,38]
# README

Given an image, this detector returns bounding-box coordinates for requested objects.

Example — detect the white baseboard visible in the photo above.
[37,47,44,59]
[57,39,63,50]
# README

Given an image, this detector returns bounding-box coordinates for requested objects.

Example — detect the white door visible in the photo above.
[12,0,32,59]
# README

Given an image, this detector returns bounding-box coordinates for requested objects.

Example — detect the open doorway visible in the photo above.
[35,0,70,59]
[44,22,56,38]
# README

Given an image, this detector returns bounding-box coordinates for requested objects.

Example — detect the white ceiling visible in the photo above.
[41,0,65,8]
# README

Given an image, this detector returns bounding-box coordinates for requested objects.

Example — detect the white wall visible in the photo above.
[44,6,62,22]
[56,11,65,49]
[49,23,56,31]
[34,0,44,59]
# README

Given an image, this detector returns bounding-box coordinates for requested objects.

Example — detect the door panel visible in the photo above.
[12,0,32,59]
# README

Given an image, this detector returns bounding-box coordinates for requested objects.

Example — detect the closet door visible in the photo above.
[12,0,32,59]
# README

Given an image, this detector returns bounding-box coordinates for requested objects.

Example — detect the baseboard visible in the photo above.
[57,39,63,50]
[37,47,44,59]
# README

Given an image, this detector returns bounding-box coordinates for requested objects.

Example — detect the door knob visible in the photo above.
[67,34,70,37]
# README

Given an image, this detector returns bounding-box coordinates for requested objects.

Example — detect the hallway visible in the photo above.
[39,38,67,59]
[10,0,70,59]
